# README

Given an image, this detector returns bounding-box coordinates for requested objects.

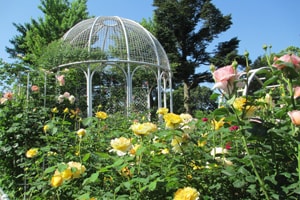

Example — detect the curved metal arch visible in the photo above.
[54,16,172,116]
[240,67,275,96]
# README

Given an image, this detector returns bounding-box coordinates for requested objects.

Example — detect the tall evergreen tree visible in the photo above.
[6,0,89,66]
[153,0,243,113]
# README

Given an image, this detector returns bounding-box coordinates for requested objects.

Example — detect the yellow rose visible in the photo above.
[129,144,140,156]
[163,113,183,129]
[95,111,108,119]
[55,168,72,180]
[161,148,169,154]
[171,136,183,153]
[67,161,86,178]
[180,113,193,124]
[233,97,257,118]
[244,106,257,118]
[63,108,69,114]
[130,122,157,136]
[174,187,200,200]
[51,107,58,113]
[77,128,86,138]
[157,107,169,115]
[233,97,246,111]
[51,175,63,187]
[26,148,38,158]
[110,137,132,156]
[43,125,50,133]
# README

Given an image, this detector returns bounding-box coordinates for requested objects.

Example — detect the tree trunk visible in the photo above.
[183,81,191,114]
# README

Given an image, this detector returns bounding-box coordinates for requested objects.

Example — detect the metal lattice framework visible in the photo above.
[55,16,173,116]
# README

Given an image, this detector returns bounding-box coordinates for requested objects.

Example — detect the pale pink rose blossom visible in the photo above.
[294,86,300,99]
[63,92,70,98]
[56,75,65,86]
[288,110,300,126]
[273,54,300,70]
[212,65,238,94]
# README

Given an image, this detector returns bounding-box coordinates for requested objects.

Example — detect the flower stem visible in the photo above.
[298,143,300,186]
[241,135,270,200]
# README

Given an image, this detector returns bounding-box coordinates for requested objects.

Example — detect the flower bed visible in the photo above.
[0,50,300,199]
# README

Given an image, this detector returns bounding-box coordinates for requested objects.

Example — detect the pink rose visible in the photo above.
[273,54,300,70]
[294,86,300,99]
[63,92,70,98]
[56,75,65,86]
[288,110,300,126]
[3,92,13,100]
[31,85,39,92]
[212,65,237,93]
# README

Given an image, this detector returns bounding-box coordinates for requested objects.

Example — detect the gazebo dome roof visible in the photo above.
[62,16,170,71]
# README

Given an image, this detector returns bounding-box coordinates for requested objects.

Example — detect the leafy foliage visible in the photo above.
[0,48,300,199]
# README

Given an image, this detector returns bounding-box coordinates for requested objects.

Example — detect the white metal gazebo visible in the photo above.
[54,16,173,116]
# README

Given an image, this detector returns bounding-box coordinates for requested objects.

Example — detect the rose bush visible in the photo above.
[0,47,300,199]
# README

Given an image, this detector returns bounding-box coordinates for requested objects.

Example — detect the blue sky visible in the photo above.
[0,0,299,65]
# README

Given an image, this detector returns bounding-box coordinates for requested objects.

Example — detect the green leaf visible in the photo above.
[264,175,277,185]
[245,175,256,183]
[82,172,99,185]
[148,181,157,191]
[263,75,278,87]
[221,167,236,176]
[115,186,121,193]
[237,166,250,175]
[112,159,124,167]
[210,93,220,101]
[95,152,110,159]
[15,113,23,118]
[82,152,90,162]
[82,117,94,126]
[99,166,111,173]
[57,163,68,172]
[77,193,90,200]
[233,179,245,188]
[89,172,99,182]
[213,107,229,116]
[40,146,51,152]
[44,166,56,174]
[123,181,131,190]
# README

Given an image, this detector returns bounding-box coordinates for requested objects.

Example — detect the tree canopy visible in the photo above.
[6,0,89,66]
[152,0,246,113]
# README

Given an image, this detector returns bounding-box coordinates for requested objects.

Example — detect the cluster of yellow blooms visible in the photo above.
[51,161,86,187]
[173,187,200,200]
[95,111,108,120]
[232,97,257,118]
[130,122,157,136]
[26,148,39,158]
